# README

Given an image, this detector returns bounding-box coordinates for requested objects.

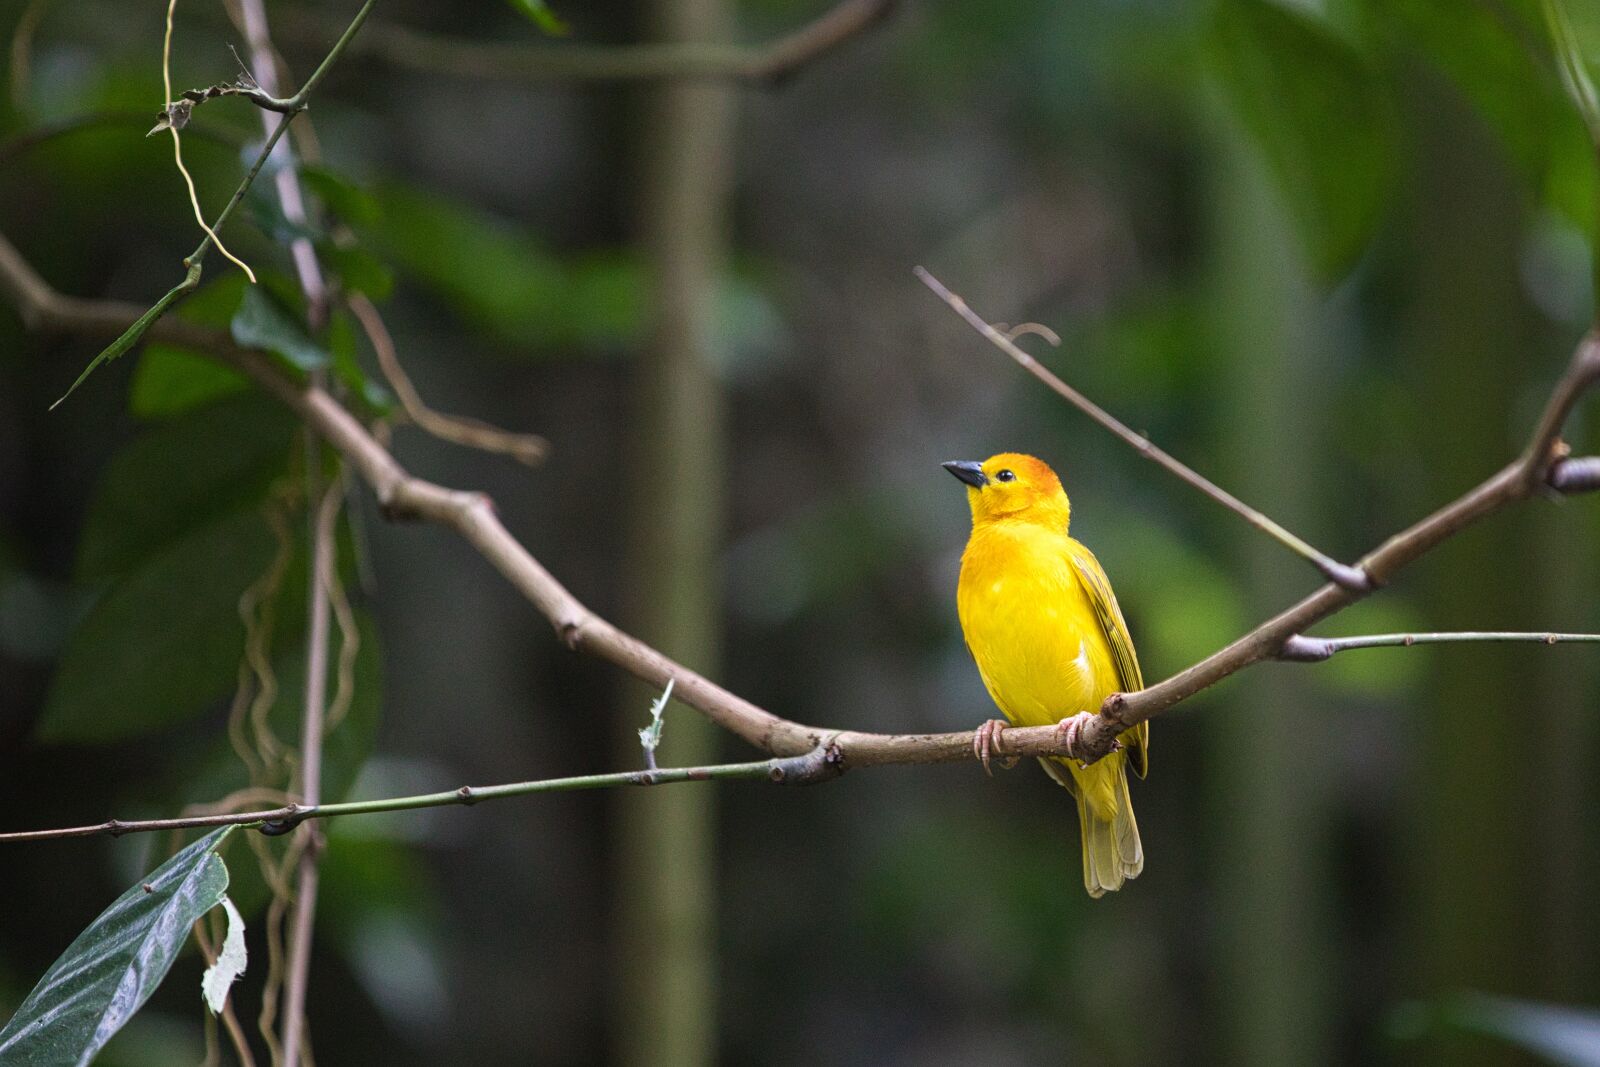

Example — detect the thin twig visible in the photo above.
[348,293,549,465]
[0,754,839,843]
[1278,631,1600,662]
[914,266,1374,591]
[271,0,896,86]
[2,234,1598,776]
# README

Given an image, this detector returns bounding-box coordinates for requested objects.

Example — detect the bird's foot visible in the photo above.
[1054,711,1116,767]
[972,718,1016,776]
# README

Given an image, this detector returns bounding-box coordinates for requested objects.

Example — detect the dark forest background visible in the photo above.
[2,0,1599,1063]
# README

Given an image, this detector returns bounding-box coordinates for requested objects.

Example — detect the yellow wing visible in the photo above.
[1066,540,1149,779]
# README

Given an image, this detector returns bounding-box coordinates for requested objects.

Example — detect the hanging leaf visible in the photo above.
[1209,0,1398,279]
[51,279,196,410]
[0,828,233,1066]
[200,896,248,1014]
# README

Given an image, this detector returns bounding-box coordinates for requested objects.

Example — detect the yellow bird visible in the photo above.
[945,453,1148,897]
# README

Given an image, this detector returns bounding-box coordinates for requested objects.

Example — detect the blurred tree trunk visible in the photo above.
[612,0,733,1062]
[1206,118,1334,1067]
[1403,82,1539,1062]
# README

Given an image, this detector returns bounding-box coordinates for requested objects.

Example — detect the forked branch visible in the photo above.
[1,234,1597,789]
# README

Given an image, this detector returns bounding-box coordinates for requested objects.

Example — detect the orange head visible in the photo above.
[943,452,1071,529]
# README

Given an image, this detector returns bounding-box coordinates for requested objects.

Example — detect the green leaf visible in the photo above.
[366,182,566,347]
[41,507,303,743]
[76,393,295,580]
[0,828,233,1066]
[200,896,247,1015]
[129,344,251,418]
[507,0,568,35]
[52,277,195,410]
[299,165,381,225]
[319,242,395,302]
[1210,0,1397,278]
[1370,0,1575,182]
[231,286,328,375]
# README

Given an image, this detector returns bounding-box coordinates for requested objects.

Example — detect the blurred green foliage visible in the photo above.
[2,0,1599,1063]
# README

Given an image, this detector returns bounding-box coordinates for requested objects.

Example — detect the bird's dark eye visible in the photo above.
[995,469,1016,482]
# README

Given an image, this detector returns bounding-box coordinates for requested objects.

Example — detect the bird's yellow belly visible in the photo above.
[959,573,1114,730]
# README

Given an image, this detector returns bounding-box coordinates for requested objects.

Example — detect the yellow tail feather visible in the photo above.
[1045,756,1143,898]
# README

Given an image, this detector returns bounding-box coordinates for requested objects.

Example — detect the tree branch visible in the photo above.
[3,234,1598,776]
[271,0,896,86]
[915,266,1375,591]
[1078,334,1600,760]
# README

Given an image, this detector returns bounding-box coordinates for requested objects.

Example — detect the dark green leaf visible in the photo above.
[508,0,568,35]
[129,344,251,418]
[1368,0,1573,178]
[76,393,295,580]
[300,165,381,225]
[0,828,233,1066]
[231,286,328,375]
[366,182,566,347]
[40,507,304,743]
[320,242,395,302]
[1210,0,1397,278]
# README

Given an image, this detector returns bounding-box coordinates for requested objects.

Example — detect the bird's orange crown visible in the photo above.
[943,452,1070,529]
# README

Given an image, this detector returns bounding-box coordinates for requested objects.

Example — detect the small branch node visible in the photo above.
[257,804,307,837]
[1315,558,1378,593]
[455,786,478,806]
[1277,634,1335,662]
[770,743,845,785]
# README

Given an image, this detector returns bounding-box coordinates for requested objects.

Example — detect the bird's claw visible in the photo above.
[1056,711,1098,767]
[973,718,1012,776]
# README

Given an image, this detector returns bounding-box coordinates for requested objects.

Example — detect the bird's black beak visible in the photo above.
[943,460,987,488]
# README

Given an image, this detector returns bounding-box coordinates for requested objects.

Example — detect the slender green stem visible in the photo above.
[0,753,836,844]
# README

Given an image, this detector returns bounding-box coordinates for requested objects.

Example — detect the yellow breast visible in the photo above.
[956,522,1120,729]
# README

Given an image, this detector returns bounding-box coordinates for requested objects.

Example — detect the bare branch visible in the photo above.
[1278,631,1600,662]
[348,293,549,466]
[914,266,1376,592]
[3,233,1598,778]
[271,0,896,86]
